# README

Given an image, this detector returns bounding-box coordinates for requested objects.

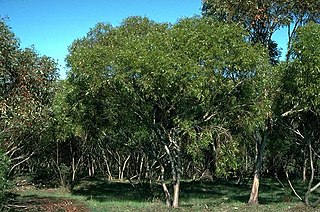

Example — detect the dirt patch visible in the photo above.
[7,196,90,212]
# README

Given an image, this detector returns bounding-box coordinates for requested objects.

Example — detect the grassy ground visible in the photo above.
[5,177,320,211]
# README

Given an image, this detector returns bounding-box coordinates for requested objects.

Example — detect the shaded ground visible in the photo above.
[4,177,320,211]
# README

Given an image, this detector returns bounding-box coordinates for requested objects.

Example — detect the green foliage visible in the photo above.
[0,149,9,205]
[0,19,59,181]
[273,23,320,205]
[202,0,320,63]
[1,6,320,209]
[289,22,320,111]
[278,22,320,118]
[202,0,320,26]
[66,16,272,182]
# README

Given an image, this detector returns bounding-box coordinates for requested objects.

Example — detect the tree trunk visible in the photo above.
[305,141,314,206]
[160,164,171,207]
[120,155,131,181]
[101,148,113,180]
[303,158,307,183]
[72,156,76,181]
[248,130,268,205]
[285,135,320,206]
[164,142,181,208]
[172,179,180,208]
[162,182,171,207]
[248,173,260,205]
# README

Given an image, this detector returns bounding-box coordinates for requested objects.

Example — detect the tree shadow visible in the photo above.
[71,179,161,202]
[70,177,301,206]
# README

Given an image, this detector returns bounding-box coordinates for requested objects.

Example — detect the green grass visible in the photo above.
[7,177,320,211]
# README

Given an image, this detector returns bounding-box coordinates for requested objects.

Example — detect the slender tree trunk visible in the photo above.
[285,135,320,206]
[162,182,171,207]
[88,159,92,177]
[248,173,260,205]
[248,130,268,205]
[72,156,76,181]
[164,142,181,208]
[303,157,307,183]
[304,139,320,206]
[172,179,180,208]
[71,155,83,182]
[101,148,113,180]
[138,155,144,181]
[121,155,131,181]
[173,143,181,208]
[160,164,171,207]
[305,141,314,206]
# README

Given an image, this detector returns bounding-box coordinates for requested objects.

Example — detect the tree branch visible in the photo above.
[285,170,303,201]
[281,108,305,117]
[9,152,35,175]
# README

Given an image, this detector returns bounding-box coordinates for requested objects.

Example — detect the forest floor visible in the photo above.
[4,177,320,211]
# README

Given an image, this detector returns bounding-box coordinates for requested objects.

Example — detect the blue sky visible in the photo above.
[0,0,203,78]
[1,0,287,79]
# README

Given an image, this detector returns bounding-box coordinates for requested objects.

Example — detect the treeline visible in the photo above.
[1,0,320,208]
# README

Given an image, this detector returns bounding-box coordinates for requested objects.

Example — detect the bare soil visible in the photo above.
[7,196,90,212]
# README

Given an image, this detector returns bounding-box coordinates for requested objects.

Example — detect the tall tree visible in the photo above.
[276,22,320,206]
[202,0,320,62]
[202,0,320,204]
[0,19,58,177]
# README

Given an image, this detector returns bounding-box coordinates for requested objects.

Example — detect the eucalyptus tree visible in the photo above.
[66,16,271,207]
[201,0,320,204]
[0,19,58,177]
[202,0,320,62]
[276,22,320,206]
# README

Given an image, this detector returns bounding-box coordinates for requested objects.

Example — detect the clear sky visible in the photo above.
[1,0,288,79]
[0,0,203,79]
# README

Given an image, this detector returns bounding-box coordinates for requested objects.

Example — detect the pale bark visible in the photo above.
[120,155,131,181]
[71,156,76,181]
[162,182,171,207]
[248,130,268,205]
[101,147,113,180]
[172,180,180,208]
[304,141,314,206]
[285,139,320,206]
[248,174,260,205]
[302,158,307,183]
[164,140,181,208]
[285,171,303,201]
[9,152,35,175]
[160,164,171,207]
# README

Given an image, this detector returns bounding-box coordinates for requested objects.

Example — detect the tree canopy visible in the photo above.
[65,16,273,207]
[202,0,320,62]
[0,19,59,182]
